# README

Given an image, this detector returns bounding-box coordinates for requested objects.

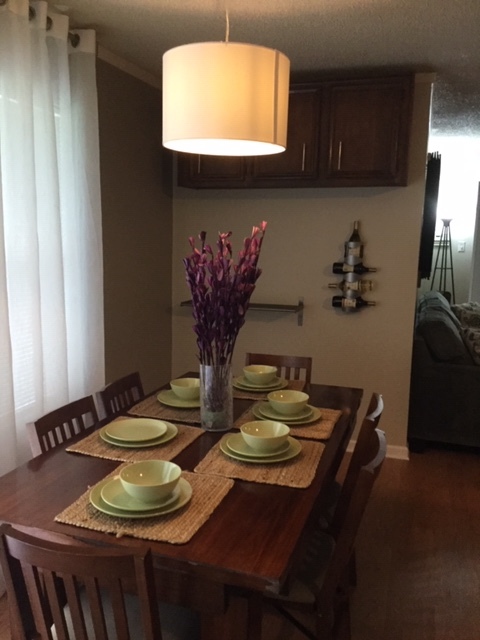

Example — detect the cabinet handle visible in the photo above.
[197,156,202,174]
[337,141,343,170]
[301,143,306,172]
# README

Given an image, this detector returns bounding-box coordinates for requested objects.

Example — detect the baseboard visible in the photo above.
[385,445,410,460]
[346,440,410,461]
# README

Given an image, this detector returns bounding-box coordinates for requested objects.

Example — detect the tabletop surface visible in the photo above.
[0,379,362,595]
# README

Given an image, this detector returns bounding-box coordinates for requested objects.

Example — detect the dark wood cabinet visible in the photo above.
[321,76,413,186]
[177,88,322,189]
[177,154,247,188]
[176,73,413,189]
[250,88,322,187]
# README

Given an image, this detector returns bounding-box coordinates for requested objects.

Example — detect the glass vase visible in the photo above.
[199,364,233,432]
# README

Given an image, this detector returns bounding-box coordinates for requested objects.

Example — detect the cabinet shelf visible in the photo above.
[180,298,304,326]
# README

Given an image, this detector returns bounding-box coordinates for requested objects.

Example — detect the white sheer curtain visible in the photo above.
[0,0,104,476]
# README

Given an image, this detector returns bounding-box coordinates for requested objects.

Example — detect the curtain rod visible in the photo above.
[27,4,80,48]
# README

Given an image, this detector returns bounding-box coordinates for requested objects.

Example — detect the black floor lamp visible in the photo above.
[430,218,456,303]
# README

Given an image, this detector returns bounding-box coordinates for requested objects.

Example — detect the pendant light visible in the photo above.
[162,11,290,157]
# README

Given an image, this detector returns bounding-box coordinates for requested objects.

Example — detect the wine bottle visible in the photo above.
[349,220,361,242]
[344,220,363,260]
[332,295,376,310]
[332,261,377,274]
[328,279,374,293]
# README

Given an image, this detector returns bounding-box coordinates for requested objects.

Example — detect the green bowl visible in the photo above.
[267,390,309,416]
[170,377,200,400]
[243,365,277,385]
[119,460,181,503]
[240,420,290,453]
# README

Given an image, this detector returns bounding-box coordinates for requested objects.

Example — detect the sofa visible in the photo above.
[408,290,480,451]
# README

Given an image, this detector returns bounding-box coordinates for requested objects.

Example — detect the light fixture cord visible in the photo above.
[225,8,230,43]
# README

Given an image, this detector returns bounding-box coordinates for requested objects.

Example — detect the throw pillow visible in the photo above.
[461,327,480,366]
[417,309,471,363]
[452,304,480,329]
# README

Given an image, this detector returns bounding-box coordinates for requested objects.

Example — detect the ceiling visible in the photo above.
[50,0,480,136]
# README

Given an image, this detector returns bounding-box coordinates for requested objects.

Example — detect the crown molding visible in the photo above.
[97,45,161,90]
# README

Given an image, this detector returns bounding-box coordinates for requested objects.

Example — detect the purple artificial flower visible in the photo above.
[183,223,267,365]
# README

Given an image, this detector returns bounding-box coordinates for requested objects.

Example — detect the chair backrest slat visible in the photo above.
[100,372,144,418]
[63,575,89,640]
[110,580,131,640]
[245,353,312,384]
[43,570,69,640]
[23,562,53,639]
[85,576,112,640]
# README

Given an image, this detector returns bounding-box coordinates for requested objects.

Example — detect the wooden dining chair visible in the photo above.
[317,393,384,524]
[263,426,387,640]
[99,371,144,418]
[314,392,384,589]
[0,524,199,640]
[245,353,313,383]
[332,393,384,521]
[30,395,99,456]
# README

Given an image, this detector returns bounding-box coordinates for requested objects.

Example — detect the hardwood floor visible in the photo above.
[1,446,479,639]
[351,446,480,640]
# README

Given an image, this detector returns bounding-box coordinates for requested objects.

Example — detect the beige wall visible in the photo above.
[97,60,173,394]
[171,76,432,454]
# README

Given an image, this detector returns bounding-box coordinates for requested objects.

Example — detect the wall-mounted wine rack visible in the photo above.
[329,221,377,312]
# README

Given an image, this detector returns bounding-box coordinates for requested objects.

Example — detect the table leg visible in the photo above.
[246,591,263,639]
[200,590,263,640]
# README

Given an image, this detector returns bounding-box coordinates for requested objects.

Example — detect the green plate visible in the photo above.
[226,432,290,458]
[253,402,322,425]
[233,376,288,392]
[105,418,167,442]
[99,422,178,448]
[90,477,192,518]
[157,389,200,408]
[257,402,313,422]
[219,435,301,464]
[100,477,180,511]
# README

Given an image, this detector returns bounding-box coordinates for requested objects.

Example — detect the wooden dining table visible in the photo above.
[0,376,362,639]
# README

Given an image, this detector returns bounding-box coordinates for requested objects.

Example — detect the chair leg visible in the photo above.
[333,597,351,640]
[270,599,346,640]
[271,602,317,640]
[348,549,357,587]
[315,609,335,640]
[314,590,353,640]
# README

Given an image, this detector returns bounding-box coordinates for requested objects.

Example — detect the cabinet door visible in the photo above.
[251,88,321,187]
[177,154,247,189]
[322,76,413,186]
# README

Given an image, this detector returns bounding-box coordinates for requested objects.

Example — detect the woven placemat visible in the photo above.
[66,423,203,462]
[54,469,234,545]
[234,405,342,441]
[232,378,306,400]
[128,395,201,424]
[194,437,325,488]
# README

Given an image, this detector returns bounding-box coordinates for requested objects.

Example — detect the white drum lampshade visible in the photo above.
[162,42,290,156]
